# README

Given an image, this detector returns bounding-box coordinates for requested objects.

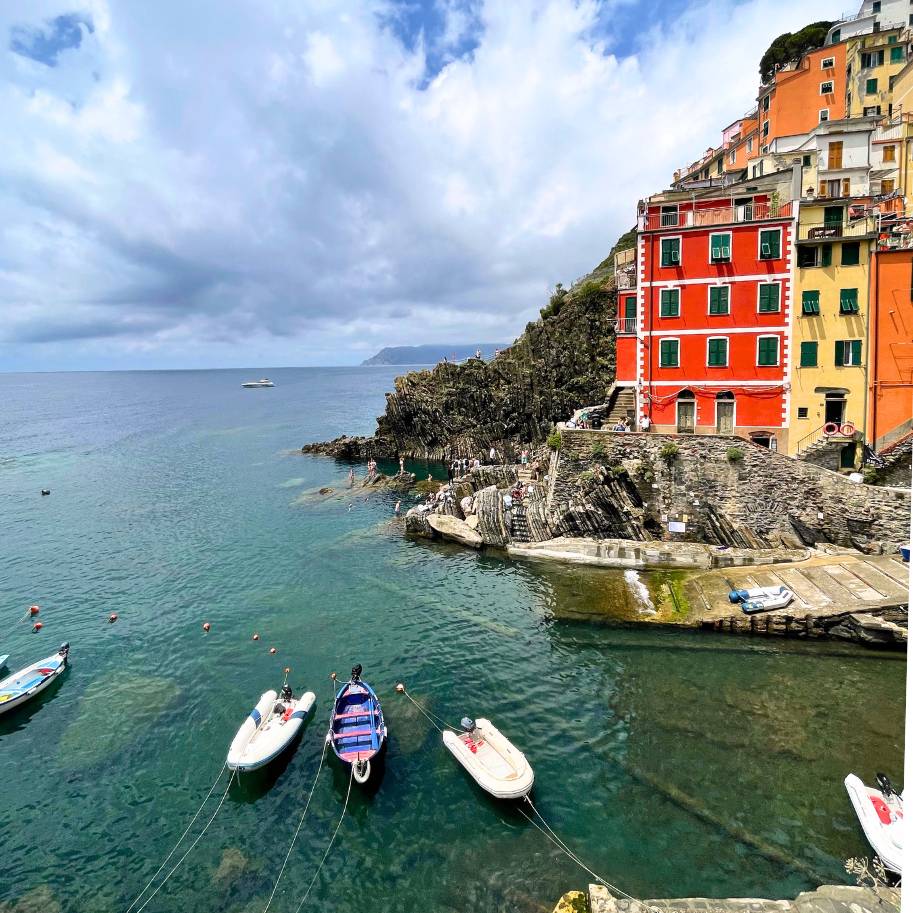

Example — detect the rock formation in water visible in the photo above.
[303,233,632,460]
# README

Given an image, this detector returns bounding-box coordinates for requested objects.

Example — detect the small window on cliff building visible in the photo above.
[798,407,809,419]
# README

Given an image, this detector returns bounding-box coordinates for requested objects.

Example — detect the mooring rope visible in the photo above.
[260,740,330,913]
[128,769,236,913]
[292,764,354,913]
[396,684,458,733]
[2,608,32,639]
[520,797,660,913]
[123,764,228,913]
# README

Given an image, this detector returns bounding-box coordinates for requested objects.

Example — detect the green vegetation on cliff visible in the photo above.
[759,21,834,83]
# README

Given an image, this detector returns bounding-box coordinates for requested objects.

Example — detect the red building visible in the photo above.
[616,184,797,450]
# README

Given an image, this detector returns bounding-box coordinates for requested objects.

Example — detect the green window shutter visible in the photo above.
[710,233,731,261]
[709,286,729,314]
[708,338,728,366]
[660,339,679,367]
[891,46,905,63]
[839,288,859,313]
[835,340,845,365]
[758,337,778,365]
[821,243,832,267]
[866,77,878,94]
[851,339,862,365]
[841,242,860,266]
[760,229,780,259]
[660,289,680,317]
[759,283,780,312]
[661,238,680,267]
[800,341,818,367]
[624,296,637,318]
[801,290,820,314]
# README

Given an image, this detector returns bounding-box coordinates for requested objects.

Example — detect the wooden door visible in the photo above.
[676,400,696,433]
[828,141,843,169]
[716,401,735,434]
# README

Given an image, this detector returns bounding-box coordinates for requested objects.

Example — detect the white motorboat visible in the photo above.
[0,643,69,717]
[227,684,315,772]
[241,378,275,388]
[728,585,794,615]
[0,654,8,671]
[845,773,904,874]
[443,717,534,800]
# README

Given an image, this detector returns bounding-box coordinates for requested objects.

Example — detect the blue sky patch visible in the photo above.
[10,12,93,67]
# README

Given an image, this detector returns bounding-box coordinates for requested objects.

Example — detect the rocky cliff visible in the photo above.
[303,235,631,460]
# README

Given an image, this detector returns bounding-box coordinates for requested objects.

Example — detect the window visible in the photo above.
[798,407,809,419]
[762,120,770,137]
[835,339,863,366]
[822,243,833,267]
[889,34,896,45]
[660,288,680,317]
[884,144,897,162]
[802,153,812,167]
[891,45,905,63]
[800,341,819,367]
[709,286,730,314]
[827,141,843,169]
[747,137,753,153]
[707,337,729,367]
[842,177,852,196]
[758,283,780,312]
[866,77,879,94]
[659,338,679,367]
[861,50,885,68]
[798,246,820,268]
[660,237,681,266]
[864,105,883,116]
[819,109,830,122]
[757,336,780,366]
[832,29,841,43]
[710,232,731,262]
[759,229,781,259]
[802,290,821,314]
[660,205,679,227]
[840,288,860,313]
[728,149,736,165]
[762,94,770,111]
[841,242,861,265]
[820,81,834,94]
[881,178,896,194]
[872,0,880,11]
[821,56,835,69]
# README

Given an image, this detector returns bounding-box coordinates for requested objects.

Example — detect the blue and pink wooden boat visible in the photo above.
[327,664,386,783]
[0,643,69,717]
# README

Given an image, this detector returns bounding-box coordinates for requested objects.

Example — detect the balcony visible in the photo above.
[615,266,636,290]
[642,201,793,231]
[615,318,637,335]
[797,218,877,241]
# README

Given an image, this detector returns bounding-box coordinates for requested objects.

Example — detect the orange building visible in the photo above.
[723,113,760,173]
[869,249,913,448]
[754,42,849,157]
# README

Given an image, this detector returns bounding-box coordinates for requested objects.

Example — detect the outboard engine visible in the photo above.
[58,642,70,658]
[876,772,896,797]
[351,663,363,682]
[460,717,476,733]
[281,684,293,702]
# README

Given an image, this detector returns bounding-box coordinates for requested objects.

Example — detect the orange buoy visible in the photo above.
[252,633,260,641]
[29,605,40,616]
[202,622,211,633]
[395,682,405,693]
[33,621,43,632]
[109,613,118,623]
[284,667,290,675]
[269,647,277,655]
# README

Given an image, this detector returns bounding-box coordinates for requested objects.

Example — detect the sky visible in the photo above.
[1,0,845,371]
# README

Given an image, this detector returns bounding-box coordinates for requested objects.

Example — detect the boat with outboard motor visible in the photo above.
[0,643,69,716]
[241,378,274,388]
[728,585,794,615]
[328,664,386,784]
[227,680,316,772]
[0,654,8,671]
[845,772,904,875]
[443,717,534,800]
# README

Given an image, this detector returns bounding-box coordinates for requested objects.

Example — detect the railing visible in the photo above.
[643,202,792,231]
[615,317,637,335]
[615,267,636,290]
[797,218,877,241]
[794,421,858,456]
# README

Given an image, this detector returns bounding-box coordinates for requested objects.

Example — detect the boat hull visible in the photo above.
[443,718,534,800]
[734,586,795,615]
[845,773,904,874]
[227,689,315,772]
[328,678,386,780]
[0,645,69,717]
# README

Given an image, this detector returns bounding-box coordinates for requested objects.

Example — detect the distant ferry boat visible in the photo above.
[241,378,274,388]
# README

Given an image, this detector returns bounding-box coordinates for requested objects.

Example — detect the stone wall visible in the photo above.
[549,430,910,550]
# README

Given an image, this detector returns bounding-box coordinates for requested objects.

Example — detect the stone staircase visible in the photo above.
[606,386,635,426]
[510,503,532,543]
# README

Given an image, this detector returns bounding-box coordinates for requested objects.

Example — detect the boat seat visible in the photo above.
[335,709,373,720]
[333,726,377,740]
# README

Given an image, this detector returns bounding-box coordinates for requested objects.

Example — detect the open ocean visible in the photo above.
[0,367,905,913]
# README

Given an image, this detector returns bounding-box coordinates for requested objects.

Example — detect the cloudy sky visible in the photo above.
[2,0,843,370]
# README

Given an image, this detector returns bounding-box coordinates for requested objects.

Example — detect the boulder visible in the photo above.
[427,513,484,548]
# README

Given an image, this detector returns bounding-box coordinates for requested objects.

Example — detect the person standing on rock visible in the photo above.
[394,500,401,516]
[520,449,528,466]
[489,446,497,464]
[399,456,405,475]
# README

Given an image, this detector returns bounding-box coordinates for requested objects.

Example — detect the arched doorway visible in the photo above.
[676,389,696,433]
[715,391,735,434]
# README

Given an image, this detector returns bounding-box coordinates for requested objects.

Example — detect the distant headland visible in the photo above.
[360,343,507,366]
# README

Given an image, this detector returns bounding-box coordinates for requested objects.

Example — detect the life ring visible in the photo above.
[823,422,839,435]
[840,422,855,436]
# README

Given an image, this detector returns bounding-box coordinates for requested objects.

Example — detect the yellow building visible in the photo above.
[884,60,913,212]
[789,201,876,468]
[846,28,911,119]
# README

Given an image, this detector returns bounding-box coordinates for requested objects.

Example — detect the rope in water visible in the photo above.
[519,797,660,913]
[123,764,228,913]
[396,684,458,732]
[2,608,32,639]
[261,740,330,913]
[129,769,236,913]
[292,763,355,913]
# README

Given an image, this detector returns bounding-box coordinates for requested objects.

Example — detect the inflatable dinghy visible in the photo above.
[729,585,794,614]
[443,717,534,800]
[845,773,904,875]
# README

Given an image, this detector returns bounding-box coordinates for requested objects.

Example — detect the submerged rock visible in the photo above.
[0,887,62,913]
[427,513,483,548]
[212,847,250,885]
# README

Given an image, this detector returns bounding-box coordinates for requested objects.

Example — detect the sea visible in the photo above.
[0,367,905,913]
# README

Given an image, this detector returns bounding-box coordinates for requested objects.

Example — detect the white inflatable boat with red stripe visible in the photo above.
[443,717,534,800]
[845,773,904,874]
[227,683,316,772]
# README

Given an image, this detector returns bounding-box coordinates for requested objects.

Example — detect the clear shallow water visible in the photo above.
[0,368,905,913]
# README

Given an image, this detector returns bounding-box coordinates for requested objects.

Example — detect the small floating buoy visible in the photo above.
[395,682,405,693]
[109,613,118,623]
[33,622,43,632]
[202,622,211,632]
[41,489,50,496]
[269,647,277,655]
[252,633,260,641]
[29,605,40,616]
[330,672,337,683]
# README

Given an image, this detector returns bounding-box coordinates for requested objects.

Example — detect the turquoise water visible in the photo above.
[0,368,905,913]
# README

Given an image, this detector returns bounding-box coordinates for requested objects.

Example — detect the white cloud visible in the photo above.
[0,0,843,369]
